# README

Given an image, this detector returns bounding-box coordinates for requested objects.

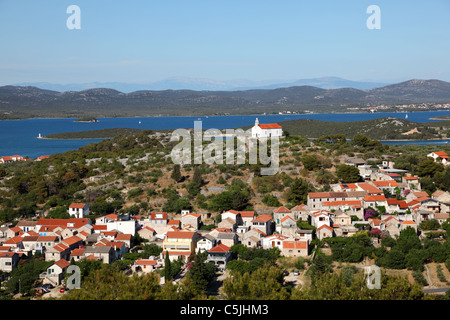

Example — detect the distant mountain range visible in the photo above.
[13,76,389,92]
[1,79,450,118]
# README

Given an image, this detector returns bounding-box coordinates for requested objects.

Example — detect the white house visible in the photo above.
[0,252,19,272]
[311,211,331,229]
[68,203,89,218]
[262,234,288,250]
[427,151,449,166]
[96,214,138,235]
[251,118,283,138]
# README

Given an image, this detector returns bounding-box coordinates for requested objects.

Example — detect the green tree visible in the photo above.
[286,178,309,205]
[261,194,282,207]
[416,158,444,178]
[163,251,172,281]
[222,265,290,300]
[186,252,217,292]
[302,155,321,171]
[384,247,406,269]
[192,165,204,187]
[335,164,361,183]
[171,164,182,183]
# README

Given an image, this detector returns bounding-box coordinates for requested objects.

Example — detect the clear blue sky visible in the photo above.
[1,0,450,85]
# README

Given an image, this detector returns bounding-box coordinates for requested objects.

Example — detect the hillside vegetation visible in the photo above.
[279,117,450,140]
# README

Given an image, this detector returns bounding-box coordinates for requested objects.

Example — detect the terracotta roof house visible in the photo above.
[132,259,162,273]
[68,203,89,218]
[44,259,71,285]
[281,240,309,257]
[251,214,273,236]
[163,231,197,261]
[206,243,232,271]
[317,224,334,240]
[427,151,449,166]
[0,252,20,272]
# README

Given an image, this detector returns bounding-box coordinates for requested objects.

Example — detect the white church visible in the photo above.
[251,118,283,138]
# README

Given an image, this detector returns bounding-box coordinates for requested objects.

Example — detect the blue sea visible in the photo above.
[0,110,449,159]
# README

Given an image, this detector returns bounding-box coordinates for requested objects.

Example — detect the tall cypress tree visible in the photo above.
[192,165,203,187]
[171,164,182,183]
[164,251,172,280]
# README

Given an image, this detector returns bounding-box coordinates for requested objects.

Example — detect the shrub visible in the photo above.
[412,270,428,286]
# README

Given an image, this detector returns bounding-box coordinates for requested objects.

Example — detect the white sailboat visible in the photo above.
[405,114,408,119]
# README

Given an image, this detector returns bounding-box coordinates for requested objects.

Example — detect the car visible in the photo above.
[34,288,45,296]
[42,283,54,289]
[283,270,289,276]
[293,270,300,276]
[59,287,67,293]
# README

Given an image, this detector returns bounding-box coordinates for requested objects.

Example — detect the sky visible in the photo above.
[0,0,450,86]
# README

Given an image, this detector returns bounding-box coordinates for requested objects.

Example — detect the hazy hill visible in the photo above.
[14,76,389,92]
[1,79,450,118]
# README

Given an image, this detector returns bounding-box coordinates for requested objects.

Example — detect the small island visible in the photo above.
[74,116,99,123]
[43,128,145,139]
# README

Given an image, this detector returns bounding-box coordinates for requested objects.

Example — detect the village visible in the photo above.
[0,120,449,300]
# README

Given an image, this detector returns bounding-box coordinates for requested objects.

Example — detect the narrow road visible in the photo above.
[423,287,450,294]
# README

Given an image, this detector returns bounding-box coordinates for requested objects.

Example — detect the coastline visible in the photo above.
[2,109,450,122]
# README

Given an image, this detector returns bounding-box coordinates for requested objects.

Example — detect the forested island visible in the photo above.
[42,117,450,141]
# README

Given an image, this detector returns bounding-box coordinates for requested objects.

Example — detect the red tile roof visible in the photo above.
[71,248,85,256]
[69,203,87,209]
[434,151,449,159]
[55,259,70,269]
[364,195,386,201]
[37,218,90,229]
[3,236,23,244]
[38,235,58,242]
[115,234,132,241]
[291,204,307,211]
[280,215,295,223]
[274,206,291,213]
[283,240,307,249]
[209,243,231,253]
[259,123,282,129]
[62,235,82,246]
[136,259,157,265]
[357,183,384,195]
[322,200,362,207]
[252,214,272,223]
[166,231,195,239]
[0,252,17,258]
[150,212,168,220]
[93,225,107,230]
[371,180,398,187]
[96,214,117,221]
[317,224,333,231]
